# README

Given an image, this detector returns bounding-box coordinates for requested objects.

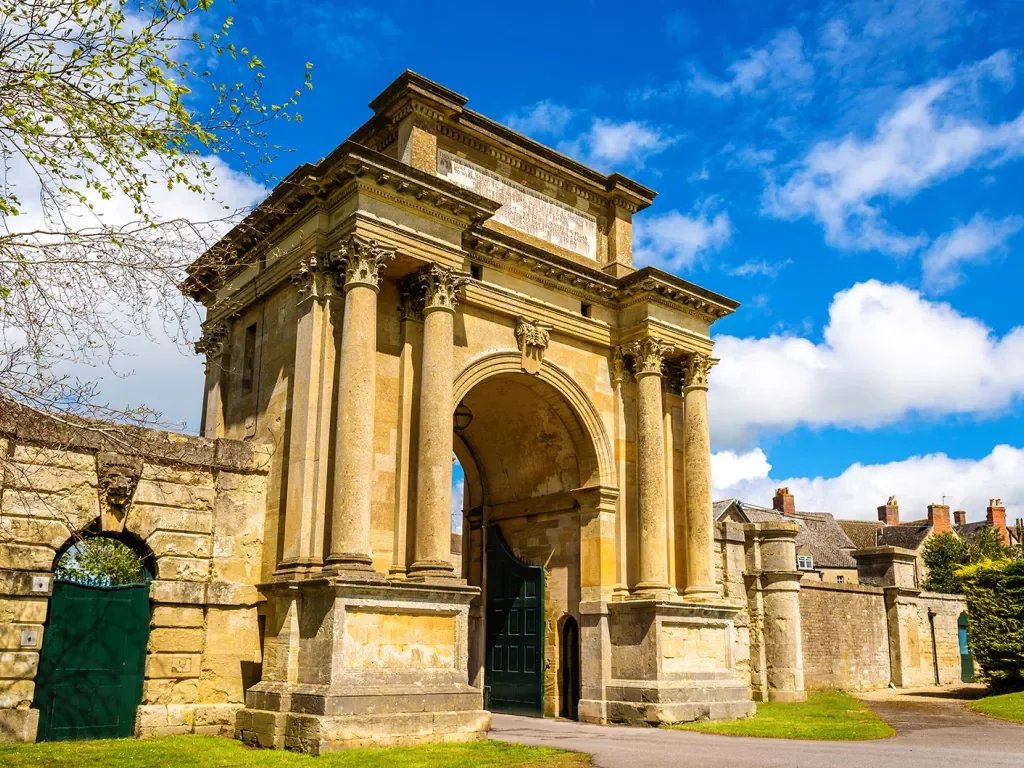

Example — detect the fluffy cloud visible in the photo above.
[764,51,1024,254]
[505,101,575,138]
[713,444,1024,523]
[709,280,1024,447]
[559,119,674,170]
[921,214,1023,294]
[690,29,814,100]
[633,207,732,272]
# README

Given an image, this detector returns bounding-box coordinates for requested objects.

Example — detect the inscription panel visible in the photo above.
[437,150,597,259]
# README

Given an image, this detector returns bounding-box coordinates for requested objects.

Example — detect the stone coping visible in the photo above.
[258,576,479,602]
[800,580,889,596]
[0,399,271,473]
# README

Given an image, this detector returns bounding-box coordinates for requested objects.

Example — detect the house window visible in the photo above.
[797,555,814,571]
[580,302,592,318]
[470,264,483,280]
[836,575,845,584]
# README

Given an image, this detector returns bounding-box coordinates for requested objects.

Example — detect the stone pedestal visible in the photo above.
[238,579,488,753]
[579,599,755,725]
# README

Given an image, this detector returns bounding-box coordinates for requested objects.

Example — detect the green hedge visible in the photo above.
[958,559,1024,691]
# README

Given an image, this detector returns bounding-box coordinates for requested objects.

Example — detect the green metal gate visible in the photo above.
[33,580,151,741]
[485,526,544,717]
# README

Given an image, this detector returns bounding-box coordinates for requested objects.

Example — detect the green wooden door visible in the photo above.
[34,580,151,741]
[485,526,544,717]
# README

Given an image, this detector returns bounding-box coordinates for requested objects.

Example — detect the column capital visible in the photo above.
[291,252,336,304]
[620,336,675,379]
[417,263,470,315]
[610,347,630,385]
[194,320,230,372]
[663,360,686,396]
[333,236,395,293]
[682,352,717,390]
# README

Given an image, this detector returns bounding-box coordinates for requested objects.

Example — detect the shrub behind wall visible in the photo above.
[958,559,1024,691]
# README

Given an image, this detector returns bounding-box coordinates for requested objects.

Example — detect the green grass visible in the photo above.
[0,736,590,768]
[969,691,1024,724]
[669,691,895,741]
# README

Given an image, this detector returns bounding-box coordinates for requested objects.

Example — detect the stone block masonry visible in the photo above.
[0,401,270,742]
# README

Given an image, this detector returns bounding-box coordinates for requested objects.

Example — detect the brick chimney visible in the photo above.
[877,496,900,526]
[927,503,951,534]
[954,510,967,527]
[987,498,1008,544]
[773,487,796,516]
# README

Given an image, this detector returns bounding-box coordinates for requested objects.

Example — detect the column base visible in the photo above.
[583,598,754,726]
[406,560,459,584]
[683,585,722,602]
[322,553,386,582]
[244,578,483,753]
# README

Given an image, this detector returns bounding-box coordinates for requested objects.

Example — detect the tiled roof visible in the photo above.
[718,501,858,569]
[838,520,884,549]
[876,523,931,550]
[713,499,737,520]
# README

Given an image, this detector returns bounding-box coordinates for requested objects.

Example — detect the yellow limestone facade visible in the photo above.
[182,72,760,752]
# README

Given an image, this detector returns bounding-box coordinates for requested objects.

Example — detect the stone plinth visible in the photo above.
[237,578,488,753]
[579,599,755,725]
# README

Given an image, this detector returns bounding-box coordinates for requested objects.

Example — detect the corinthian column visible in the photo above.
[196,321,230,439]
[408,264,469,582]
[683,352,719,599]
[278,254,336,575]
[624,336,674,596]
[325,238,395,579]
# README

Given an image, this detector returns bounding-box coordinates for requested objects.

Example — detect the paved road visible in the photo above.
[490,689,1024,768]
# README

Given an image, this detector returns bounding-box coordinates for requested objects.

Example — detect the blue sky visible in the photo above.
[91,0,1024,522]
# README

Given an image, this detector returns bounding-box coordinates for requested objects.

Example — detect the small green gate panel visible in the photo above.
[485,526,544,717]
[33,580,150,741]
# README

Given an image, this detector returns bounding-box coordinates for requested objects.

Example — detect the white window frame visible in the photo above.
[797,555,814,571]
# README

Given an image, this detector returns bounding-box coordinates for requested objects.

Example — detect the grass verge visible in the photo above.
[969,690,1024,724]
[0,736,590,768]
[669,691,895,741]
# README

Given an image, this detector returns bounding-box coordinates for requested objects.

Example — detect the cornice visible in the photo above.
[181,141,501,302]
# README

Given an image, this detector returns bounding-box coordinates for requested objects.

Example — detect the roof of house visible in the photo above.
[837,519,884,549]
[715,500,858,569]
[954,521,989,544]
[875,523,931,550]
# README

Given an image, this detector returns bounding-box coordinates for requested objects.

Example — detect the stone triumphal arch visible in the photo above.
[184,71,757,753]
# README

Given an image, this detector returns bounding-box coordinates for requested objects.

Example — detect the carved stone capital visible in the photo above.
[194,321,229,372]
[398,273,426,322]
[610,347,630,385]
[514,317,552,374]
[417,264,470,315]
[663,360,686,395]
[620,336,675,378]
[291,252,336,304]
[96,452,142,533]
[682,352,716,389]
[333,237,395,292]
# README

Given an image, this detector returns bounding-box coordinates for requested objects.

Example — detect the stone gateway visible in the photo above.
[0,72,967,751]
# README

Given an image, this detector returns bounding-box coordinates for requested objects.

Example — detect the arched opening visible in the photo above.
[452,354,612,719]
[33,530,153,741]
[560,615,580,720]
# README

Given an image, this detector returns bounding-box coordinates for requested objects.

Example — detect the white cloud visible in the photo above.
[559,119,674,170]
[921,214,1023,294]
[713,444,1024,523]
[633,207,732,272]
[690,29,814,100]
[505,100,575,138]
[726,258,792,278]
[709,280,1024,447]
[764,51,1024,254]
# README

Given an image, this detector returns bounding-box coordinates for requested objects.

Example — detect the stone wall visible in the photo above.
[799,582,892,691]
[0,404,270,742]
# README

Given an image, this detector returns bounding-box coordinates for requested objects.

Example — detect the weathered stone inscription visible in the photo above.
[437,150,597,260]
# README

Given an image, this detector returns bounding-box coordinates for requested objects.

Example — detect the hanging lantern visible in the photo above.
[453,402,473,431]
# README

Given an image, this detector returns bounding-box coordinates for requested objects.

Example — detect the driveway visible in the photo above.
[489,686,1024,768]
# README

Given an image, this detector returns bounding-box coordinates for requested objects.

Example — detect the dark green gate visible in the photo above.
[958,612,975,683]
[485,526,544,716]
[33,580,151,741]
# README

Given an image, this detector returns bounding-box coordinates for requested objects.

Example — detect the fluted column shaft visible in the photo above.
[625,337,674,596]
[683,352,718,598]
[409,264,469,582]
[278,256,336,574]
[326,239,394,578]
